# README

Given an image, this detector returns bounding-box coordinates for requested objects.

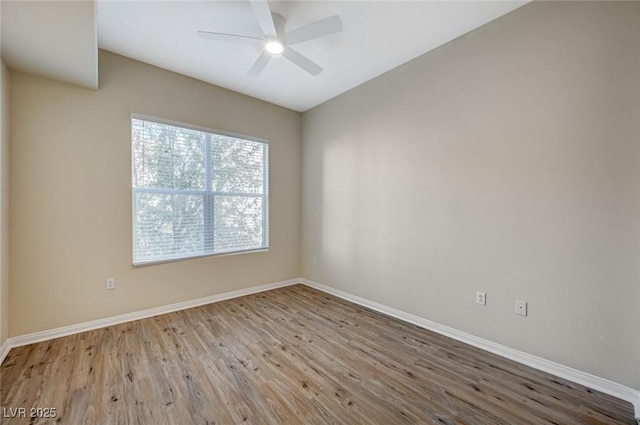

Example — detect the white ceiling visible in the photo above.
[1,0,98,90]
[2,1,527,112]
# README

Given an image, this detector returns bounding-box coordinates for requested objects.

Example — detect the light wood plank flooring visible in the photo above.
[1,285,636,424]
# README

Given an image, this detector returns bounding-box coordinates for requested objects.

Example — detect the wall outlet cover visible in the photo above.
[106,278,115,290]
[516,300,527,316]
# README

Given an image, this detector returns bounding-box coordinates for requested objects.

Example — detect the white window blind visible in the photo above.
[131,116,268,266]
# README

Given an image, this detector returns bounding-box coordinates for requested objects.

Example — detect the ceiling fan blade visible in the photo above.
[285,15,343,45]
[282,47,323,76]
[248,51,272,77]
[250,0,277,38]
[198,31,263,44]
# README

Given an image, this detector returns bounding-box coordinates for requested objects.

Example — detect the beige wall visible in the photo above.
[6,0,640,393]
[302,1,640,389]
[9,50,301,336]
[0,59,9,346]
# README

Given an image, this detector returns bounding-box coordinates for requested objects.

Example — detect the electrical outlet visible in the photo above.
[106,278,115,290]
[476,292,486,306]
[515,300,527,316]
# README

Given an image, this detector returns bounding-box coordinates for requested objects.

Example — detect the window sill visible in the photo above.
[132,247,269,268]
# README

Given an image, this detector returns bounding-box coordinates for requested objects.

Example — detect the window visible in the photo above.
[131,116,268,266]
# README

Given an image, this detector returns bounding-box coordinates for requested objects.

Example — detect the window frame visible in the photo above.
[131,114,269,267]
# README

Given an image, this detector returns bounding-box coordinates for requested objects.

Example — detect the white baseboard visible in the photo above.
[299,278,640,420]
[1,276,638,419]
[1,278,299,362]
[0,338,10,365]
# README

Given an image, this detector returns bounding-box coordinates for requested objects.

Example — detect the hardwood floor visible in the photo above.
[0,284,635,424]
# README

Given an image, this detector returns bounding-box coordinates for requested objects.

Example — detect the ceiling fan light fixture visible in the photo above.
[198,4,343,77]
[265,40,284,55]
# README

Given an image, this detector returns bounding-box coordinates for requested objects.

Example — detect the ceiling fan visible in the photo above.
[198,0,343,77]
